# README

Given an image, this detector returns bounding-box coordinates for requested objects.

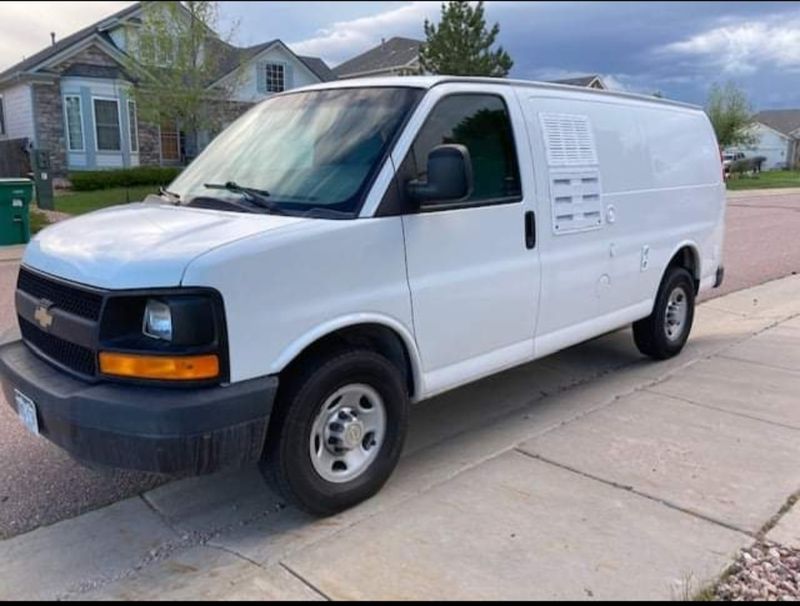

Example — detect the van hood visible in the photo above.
[23,203,307,289]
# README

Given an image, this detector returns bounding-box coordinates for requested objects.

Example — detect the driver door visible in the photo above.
[396,85,540,396]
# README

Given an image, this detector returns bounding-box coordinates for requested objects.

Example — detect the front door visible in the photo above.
[398,86,540,396]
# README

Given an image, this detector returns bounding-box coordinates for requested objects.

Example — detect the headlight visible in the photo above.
[143,299,173,341]
[99,290,227,383]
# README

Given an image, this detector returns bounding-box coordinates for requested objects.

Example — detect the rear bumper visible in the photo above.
[0,340,277,475]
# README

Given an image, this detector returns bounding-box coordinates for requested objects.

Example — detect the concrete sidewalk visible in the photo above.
[1,276,799,600]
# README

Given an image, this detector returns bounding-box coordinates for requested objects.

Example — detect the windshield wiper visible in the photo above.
[159,187,181,204]
[204,181,285,215]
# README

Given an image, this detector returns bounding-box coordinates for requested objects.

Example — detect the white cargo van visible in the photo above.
[0,77,725,514]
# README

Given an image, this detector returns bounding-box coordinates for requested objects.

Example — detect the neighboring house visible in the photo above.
[547,75,606,90]
[0,1,334,178]
[728,110,800,171]
[334,37,423,79]
[333,36,606,90]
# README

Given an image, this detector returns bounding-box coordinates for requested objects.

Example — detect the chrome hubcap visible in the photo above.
[664,286,688,341]
[309,384,386,484]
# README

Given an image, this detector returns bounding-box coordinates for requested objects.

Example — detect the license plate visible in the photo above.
[14,390,39,436]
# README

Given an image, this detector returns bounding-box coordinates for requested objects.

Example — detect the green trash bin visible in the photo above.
[0,178,33,245]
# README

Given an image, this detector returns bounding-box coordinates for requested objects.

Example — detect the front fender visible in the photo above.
[269,313,424,400]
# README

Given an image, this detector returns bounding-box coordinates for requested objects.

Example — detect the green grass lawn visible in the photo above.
[53,185,159,215]
[726,170,800,191]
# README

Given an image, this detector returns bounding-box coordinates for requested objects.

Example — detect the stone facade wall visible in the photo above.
[138,120,161,167]
[33,44,124,178]
[31,82,67,178]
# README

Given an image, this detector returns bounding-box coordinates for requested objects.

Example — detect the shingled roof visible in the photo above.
[334,37,422,77]
[0,3,139,82]
[755,110,800,137]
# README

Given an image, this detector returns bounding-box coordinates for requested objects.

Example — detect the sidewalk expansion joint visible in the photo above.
[279,562,332,601]
[512,447,754,539]
[716,354,800,376]
[757,491,800,539]
[646,390,800,433]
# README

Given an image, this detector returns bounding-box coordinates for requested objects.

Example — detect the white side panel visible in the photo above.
[95,154,124,168]
[523,89,725,348]
[182,218,416,385]
[68,153,88,167]
[1,83,35,141]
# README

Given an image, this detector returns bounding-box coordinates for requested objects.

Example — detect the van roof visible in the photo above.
[291,75,703,112]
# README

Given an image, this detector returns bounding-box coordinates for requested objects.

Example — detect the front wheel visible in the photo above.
[633,267,695,360]
[260,349,409,516]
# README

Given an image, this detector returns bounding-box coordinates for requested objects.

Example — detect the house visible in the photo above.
[0,1,334,178]
[547,75,606,90]
[729,110,800,170]
[333,36,606,89]
[334,37,424,79]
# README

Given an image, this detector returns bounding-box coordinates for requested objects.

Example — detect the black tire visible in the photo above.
[260,348,409,516]
[633,267,695,360]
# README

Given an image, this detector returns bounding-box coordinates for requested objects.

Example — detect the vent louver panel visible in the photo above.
[539,113,598,167]
[549,169,604,234]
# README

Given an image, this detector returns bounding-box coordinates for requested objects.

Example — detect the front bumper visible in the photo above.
[0,340,277,475]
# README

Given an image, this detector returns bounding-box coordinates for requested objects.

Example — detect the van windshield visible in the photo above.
[168,87,423,217]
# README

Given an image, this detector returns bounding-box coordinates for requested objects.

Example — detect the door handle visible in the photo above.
[525,211,536,249]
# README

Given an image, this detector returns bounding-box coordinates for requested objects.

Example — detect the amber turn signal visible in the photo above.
[99,352,220,380]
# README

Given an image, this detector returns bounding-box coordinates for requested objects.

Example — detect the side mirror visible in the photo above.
[407,144,473,206]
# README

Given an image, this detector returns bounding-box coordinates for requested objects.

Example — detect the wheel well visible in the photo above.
[280,324,415,398]
[668,246,700,293]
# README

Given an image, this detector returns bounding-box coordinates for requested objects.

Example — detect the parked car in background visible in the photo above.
[722,151,746,172]
[0,76,726,515]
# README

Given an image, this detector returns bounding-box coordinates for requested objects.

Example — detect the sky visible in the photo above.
[1,1,799,109]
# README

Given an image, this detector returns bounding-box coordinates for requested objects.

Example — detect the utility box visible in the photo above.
[0,178,33,245]
[31,149,54,211]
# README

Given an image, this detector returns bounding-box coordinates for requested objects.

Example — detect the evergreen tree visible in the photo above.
[419,1,513,77]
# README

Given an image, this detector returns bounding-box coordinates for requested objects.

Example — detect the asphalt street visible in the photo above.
[0,189,797,539]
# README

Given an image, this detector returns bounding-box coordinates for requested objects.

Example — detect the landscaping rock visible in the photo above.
[714,542,800,601]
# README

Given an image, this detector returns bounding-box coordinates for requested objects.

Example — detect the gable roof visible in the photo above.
[0,2,140,83]
[334,37,422,77]
[548,75,604,88]
[755,110,800,137]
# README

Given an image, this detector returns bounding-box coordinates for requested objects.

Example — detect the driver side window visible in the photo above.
[403,94,522,206]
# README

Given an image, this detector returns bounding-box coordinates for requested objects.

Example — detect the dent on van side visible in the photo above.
[0,76,725,515]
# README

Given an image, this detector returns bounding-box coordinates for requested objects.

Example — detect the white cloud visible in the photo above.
[660,16,800,75]
[289,1,439,65]
[0,1,134,72]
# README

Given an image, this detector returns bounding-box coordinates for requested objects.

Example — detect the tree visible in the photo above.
[419,1,513,77]
[705,81,757,149]
[124,1,243,159]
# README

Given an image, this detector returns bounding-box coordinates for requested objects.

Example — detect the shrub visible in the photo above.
[68,167,182,191]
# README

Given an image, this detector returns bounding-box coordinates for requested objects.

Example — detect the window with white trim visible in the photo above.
[128,100,139,153]
[0,96,5,136]
[264,63,285,93]
[64,96,84,151]
[94,98,121,151]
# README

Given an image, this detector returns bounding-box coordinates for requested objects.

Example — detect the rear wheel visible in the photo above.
[260,349,409,516]
[633,267,695,360]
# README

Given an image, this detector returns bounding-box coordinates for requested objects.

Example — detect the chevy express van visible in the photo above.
[0,77,725,515]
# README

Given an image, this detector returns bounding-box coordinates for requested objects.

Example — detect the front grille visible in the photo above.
[19,317,97,376]
[17,269,103,321]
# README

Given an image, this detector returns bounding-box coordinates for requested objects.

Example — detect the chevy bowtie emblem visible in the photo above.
[34,300,54,330]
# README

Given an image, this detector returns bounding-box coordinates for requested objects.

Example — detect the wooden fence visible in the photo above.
[0,138,31,178]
